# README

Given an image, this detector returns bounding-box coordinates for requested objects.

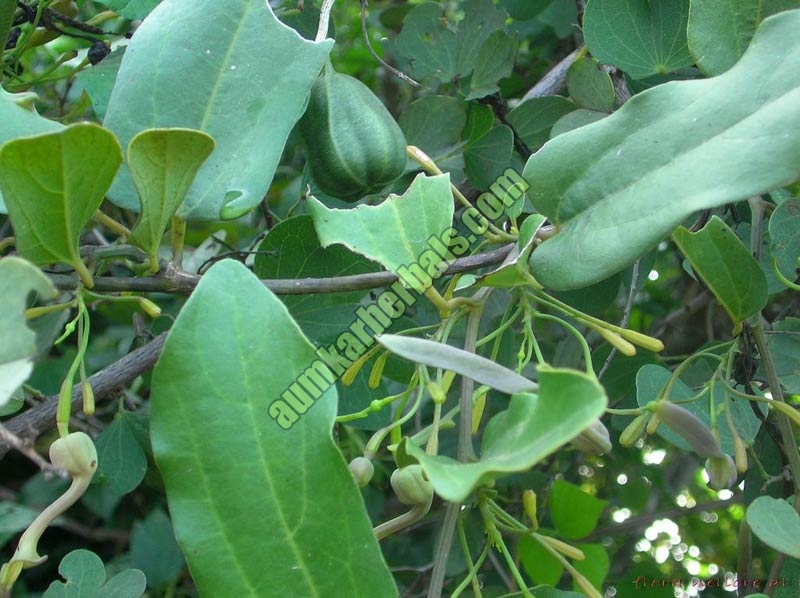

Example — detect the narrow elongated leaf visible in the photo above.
[150,260,395,597]
[0,257,57,407]
[687,0,759,75]
[0,123,122,287]
[104,0,332,220]
[404,367,606,502]
[308,173,454,275]
[583,0,693,79]
[746,496,800,558]
[524,9,800,290]
[376,334,537,395]
[129,128,215,265]
[673,216,767,324]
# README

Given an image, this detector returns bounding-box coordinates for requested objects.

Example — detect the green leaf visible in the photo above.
[524,9,800,290]
[768,318,800,394]
[583,0,693,79]
[398,96,467,157]
[93,412,148,495]
[506,96,575,152]
[500,0,550,21]
[93,0,161,20]
[0,89,64,213]
[466,29,517,100]
[550,109,608,138]
[308,173,454,275]
[464,125,514,190]
[376,334,537,395]
[150,260,396,597]
[0,0,14,56]
[130,509,186,590]
[129,128,215,265]
[43,549,146,598]
[566,57,615,112]
[103,0,332,220]
[76,48,125,119]
[687,0,759,75]
[550,479,607,539]
[518,535,563,586]
[253,215,379,343]
[672,216,767,324]
[746,496,800,558]
[0,123,122,287]
[392,0,507,84]
[0,257,57,408]
[769,199,800,282]
[404,367,607,502]
[475,214,546,288]
[573,543,610,592]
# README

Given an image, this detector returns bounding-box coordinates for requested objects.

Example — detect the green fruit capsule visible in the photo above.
[299,65,407,201]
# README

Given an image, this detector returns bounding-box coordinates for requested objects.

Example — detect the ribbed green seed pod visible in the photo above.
[299,64,407,201]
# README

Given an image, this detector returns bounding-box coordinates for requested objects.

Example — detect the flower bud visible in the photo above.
[572,419,612,455]
[49,432,97,478]
[523,490,538,531]
[705,454,737,490]
[655,401,722,458]
[348,457,374,488]
[733,430,748,474]
[390,465,433,506]
[538,535,585,561]
[619,413,650,447]
[139,297,161,319]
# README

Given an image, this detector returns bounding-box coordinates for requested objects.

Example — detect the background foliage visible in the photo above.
[1,1,799,597]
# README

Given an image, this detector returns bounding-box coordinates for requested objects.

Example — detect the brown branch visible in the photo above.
[3,245,515,459]
[0,333,167,460]
[48,245,515,295]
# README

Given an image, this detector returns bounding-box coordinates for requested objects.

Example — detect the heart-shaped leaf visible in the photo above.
[687,0,759,75]
[746,496,800,559]
[405,367,606,502]
[104,0,332,220]
[150,260,396,596]
[308,173,455,277]
[673,216,767,324]
[583,0,693,79]
[43,549,146,598]
[0,123,122,287]
[524,9,800,290]
[129,128,215,268]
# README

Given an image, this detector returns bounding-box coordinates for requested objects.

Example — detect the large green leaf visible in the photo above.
[0,257,57,408]
[583,0,693,79]
[308,173,454,276]
[76,48,125,120]
[405,367,607,502]
[746,496,800,559]
[524,9,800,290]
[687,0,759,75]
[0,123,122,287]
[129,128,215,267]
[0,89,64,213]
[150,260,396,597]
[103,0,332,220]
[673,216,767,324]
